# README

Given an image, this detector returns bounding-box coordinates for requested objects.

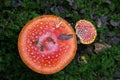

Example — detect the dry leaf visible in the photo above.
[110,20,120,27]
[105,0,111,5]
[114,72,120,78]
[66,0,77,10]
[108,37,120,45]
[57,34,73,40]
[12,0,23,7]
[94,42,111,53]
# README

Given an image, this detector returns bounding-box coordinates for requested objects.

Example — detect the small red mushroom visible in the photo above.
[18,15,77,74]
[75,20,97,44]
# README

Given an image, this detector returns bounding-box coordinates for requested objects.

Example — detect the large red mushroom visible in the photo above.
[18,15,77,74]
[75,20,97,44]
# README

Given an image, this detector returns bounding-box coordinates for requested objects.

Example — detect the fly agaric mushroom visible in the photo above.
[75,20,97,44]
[18,15,77,74]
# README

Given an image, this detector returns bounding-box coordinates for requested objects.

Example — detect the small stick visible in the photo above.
[56,20,62,28]
[40,44,44,51]
[47,37,56,44]
[32,38,39,45]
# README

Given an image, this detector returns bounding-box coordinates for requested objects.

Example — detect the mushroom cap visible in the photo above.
[18,15,77,74]
[75,20,97,44]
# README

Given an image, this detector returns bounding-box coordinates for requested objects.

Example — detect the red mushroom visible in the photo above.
[75,20,97,44]
[18,15,77,74]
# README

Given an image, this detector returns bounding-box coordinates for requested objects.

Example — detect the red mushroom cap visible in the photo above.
[75,20,97,44]
[18,15,77,74]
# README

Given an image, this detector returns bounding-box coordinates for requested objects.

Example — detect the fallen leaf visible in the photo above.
[101,16,109,24]
[66,0,74,6]
[44,1,51,14]
[94,42,111,53]
[92,3,97,9]
[106,32,114,37]
[66,0,77,10]
[51,5,67,17]
[57,34,73,40]
[110,20,120,27]
[99,33,105,42]
[12,0,23,7]
[104,0,111,5]
[96,18,102,27]
[114,72,120,78]
[96,15,109,27]
[79,9,86,14]
[108,37,120,45]
[90,12,98,20]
